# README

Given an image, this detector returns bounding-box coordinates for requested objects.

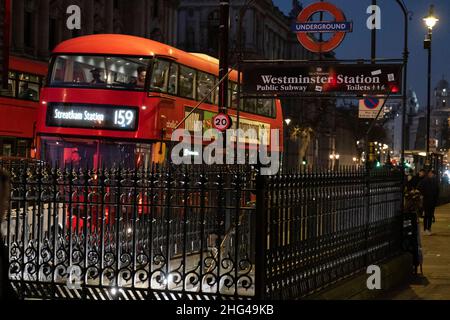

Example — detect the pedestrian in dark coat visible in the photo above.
[407,169,426,191]
[407,169,427,218]
[0,169,18,300]
[417,170,440,235]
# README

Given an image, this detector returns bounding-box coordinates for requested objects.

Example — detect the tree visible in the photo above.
[290,126,313,168]
[288,97,335,169]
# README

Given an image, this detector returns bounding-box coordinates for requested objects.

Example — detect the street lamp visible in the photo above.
[424,8,439,29]
[284,118,292,170]
[424,4,438,168]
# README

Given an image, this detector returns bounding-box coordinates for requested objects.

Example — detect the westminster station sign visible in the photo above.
[242,63,403,96]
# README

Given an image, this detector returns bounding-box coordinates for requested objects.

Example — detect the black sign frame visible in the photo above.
[242,62,404,98]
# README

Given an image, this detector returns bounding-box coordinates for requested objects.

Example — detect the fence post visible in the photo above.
[364,164,371,267]
[254,172,267,300]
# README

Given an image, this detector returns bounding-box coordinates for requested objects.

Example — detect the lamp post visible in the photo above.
[284,118,292,170]
[424,4,439,169]
[1,0,11,92]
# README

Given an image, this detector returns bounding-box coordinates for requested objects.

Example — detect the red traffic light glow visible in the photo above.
[389,85,399,94]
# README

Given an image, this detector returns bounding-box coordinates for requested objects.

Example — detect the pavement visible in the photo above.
[379,203,450,300]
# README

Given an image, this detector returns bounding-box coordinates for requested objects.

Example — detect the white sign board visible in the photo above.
[359,98,385,119]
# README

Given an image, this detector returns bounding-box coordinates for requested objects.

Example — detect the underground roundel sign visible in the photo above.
[293,2,353,53]
[213,113,232,132]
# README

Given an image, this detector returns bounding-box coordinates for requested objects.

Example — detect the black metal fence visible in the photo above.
[258,168,403,299]
[0,161,404,300]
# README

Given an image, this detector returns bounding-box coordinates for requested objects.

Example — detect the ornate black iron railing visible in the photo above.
[257,167,403,299]
[0,161,404,300]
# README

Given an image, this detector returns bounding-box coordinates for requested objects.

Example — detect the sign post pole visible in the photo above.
[218,0,229,115]
[371,0,377,63]
[1,0,11,91]
[217,0,230,263]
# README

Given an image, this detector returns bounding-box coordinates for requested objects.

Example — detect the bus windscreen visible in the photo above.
[49,55,150,91]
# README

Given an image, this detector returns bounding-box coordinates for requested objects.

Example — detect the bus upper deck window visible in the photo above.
[259,99,274,117]
[49,55,150,91]
[150,59,170,93]
[244,98,257,114]
[6,72,16,98]
[197,72,214,103]
[229,82,238,109]
[179,65,195,99]
[18,81,39,101]
[168,63,178,95]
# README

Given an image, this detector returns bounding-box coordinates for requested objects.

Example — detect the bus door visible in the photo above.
[152,98,176,164]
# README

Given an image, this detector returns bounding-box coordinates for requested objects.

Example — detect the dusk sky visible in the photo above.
[273,0,450,107]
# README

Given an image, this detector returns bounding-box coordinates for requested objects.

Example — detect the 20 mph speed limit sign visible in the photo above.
[212,113,232,131]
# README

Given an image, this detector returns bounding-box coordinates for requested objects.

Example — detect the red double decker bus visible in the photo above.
[36,34,283,169]
[0,56,47,158]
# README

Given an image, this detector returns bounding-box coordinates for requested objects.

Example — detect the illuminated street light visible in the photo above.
[329,153,340,170]
[424,6,439,30]
[329,154,340,160]
[285,118,292,126]
[424,4,439,169]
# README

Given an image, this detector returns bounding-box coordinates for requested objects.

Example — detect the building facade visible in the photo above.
[11,0,179,60]
[410,79,450,153]
[177,0,315,61]
[430,79,450,152]
[404,78,450,172]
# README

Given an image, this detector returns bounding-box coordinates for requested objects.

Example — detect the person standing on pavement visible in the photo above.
[407,169,427,218]
[417,169,440,235]
[0,169,18,300]
[408,169,426,190]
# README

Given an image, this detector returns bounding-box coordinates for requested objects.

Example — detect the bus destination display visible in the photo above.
[46,103,138,131]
